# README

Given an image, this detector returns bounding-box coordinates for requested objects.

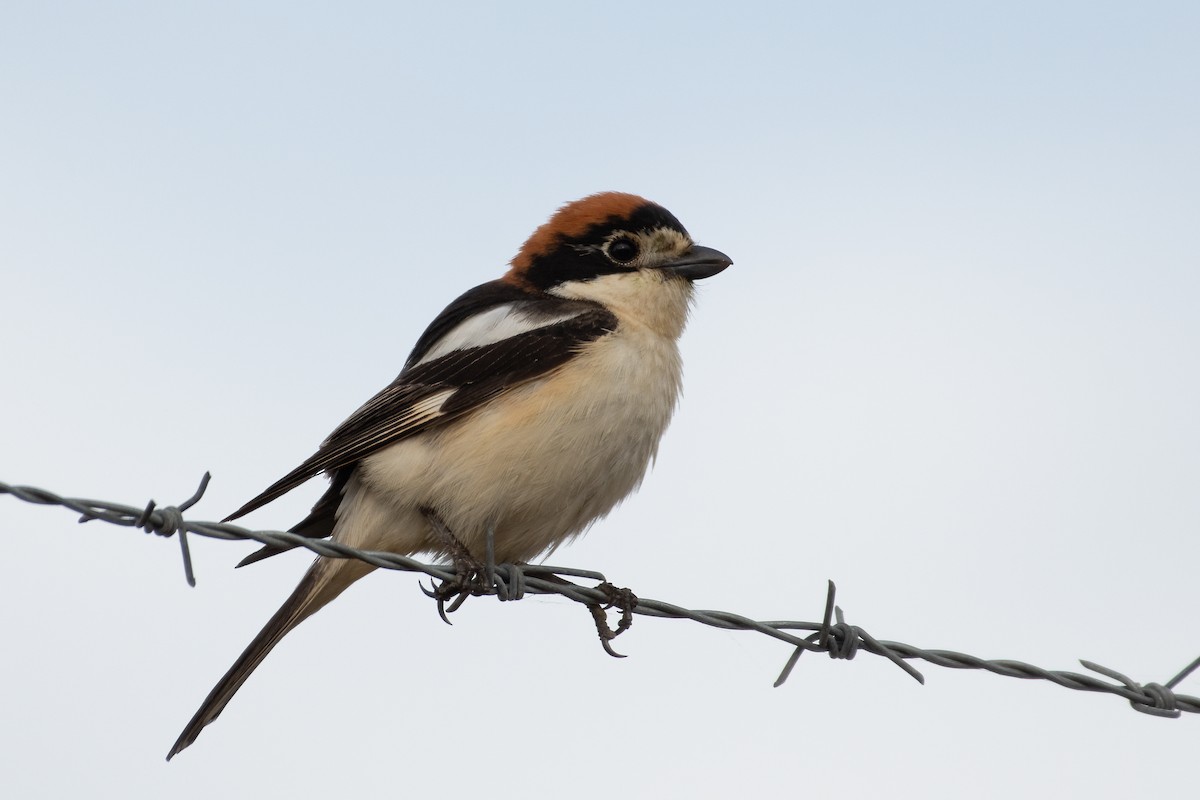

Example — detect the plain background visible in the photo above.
[2,2,1197,797]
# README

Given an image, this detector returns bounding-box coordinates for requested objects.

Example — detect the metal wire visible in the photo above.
[3,473,1198,719]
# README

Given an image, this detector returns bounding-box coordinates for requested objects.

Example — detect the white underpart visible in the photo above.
[337,269,695,565]
[414,302,587,366]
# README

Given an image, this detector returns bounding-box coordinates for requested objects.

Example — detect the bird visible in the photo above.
[167,191,732,759]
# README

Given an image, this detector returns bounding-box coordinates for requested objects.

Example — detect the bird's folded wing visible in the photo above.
[222,303,616,524]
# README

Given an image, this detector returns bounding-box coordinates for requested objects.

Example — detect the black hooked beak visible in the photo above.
[657,245,733,281]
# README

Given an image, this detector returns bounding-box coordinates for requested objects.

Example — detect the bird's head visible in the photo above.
[504,192,732,297]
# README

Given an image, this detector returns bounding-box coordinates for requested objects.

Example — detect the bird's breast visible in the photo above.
[358,324,684,562]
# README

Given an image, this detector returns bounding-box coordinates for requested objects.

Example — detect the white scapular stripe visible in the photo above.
[414,303,584,366]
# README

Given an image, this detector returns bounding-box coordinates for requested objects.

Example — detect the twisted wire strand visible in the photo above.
[3,474,1198,719]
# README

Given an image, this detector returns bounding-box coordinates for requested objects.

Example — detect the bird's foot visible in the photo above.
[420,508,495,622]
[588,581,639,658]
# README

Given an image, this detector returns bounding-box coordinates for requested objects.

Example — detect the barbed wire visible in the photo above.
[3,473,1198,719]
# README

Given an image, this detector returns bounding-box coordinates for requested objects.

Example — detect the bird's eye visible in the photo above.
[606,237,640,264]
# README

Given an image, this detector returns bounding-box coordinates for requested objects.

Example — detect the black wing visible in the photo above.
[224,289,616,530]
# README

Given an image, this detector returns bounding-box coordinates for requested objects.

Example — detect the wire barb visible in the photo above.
[1080,660,1183,719]
[130,472,209,587]
[774,582,923,687]
[3,474,1199,719]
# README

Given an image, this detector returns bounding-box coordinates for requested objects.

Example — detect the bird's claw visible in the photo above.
[420,507,496,617]
[588,581,638,658]
[427,557,488,623]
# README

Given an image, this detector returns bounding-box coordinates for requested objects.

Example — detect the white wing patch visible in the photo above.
[405,391,456,422]
[414,303,587,366]
[391,388,455,432]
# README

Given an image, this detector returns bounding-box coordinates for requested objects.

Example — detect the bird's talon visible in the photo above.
[597,581,638,638]
[447,591,471,613]
[600,638,627,659]
[587,584,638,658]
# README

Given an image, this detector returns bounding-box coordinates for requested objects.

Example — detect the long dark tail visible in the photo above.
[166,557,372,760]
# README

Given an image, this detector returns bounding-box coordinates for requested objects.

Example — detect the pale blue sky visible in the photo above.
[2,3,1198,798]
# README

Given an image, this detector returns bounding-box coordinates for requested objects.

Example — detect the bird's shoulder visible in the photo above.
[402,278,616,373]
